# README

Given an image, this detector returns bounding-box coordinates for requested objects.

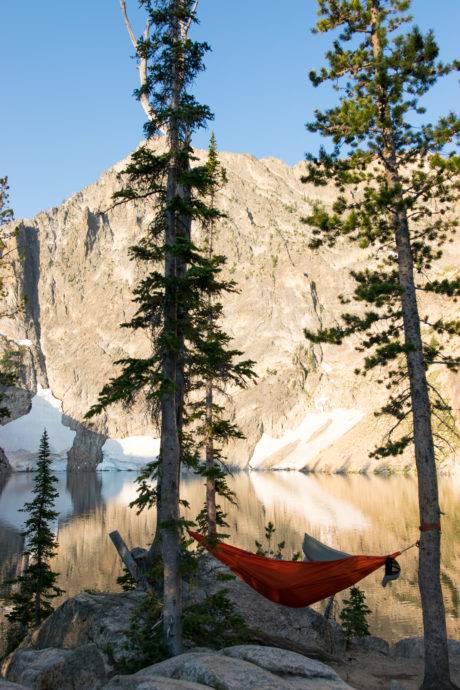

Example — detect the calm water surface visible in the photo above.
[1,470,459,643]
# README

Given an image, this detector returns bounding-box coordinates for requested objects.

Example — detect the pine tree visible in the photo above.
[339,586,371,645]
[86,1,254,653]
[194,133,256,542]
[303,2,459,687]
[7,430,63,628]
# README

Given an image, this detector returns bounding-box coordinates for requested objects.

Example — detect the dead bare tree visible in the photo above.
[120,0,155,123]
[119,0,199,128]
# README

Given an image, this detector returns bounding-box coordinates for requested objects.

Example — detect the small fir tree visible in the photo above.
[7,430,63,628]
[339,586,371,645]
[254,522,301,560]
[194,133,256,543]
[303,2,459,687]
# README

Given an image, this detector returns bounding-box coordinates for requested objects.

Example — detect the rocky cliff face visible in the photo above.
[0,142,458,473]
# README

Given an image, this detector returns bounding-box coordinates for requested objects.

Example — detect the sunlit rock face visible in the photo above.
[0,141,458,472]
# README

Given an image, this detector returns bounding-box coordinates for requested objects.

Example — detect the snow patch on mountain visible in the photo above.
[0,385,76,471]
[249,408,364,470]
[100,435,160,471]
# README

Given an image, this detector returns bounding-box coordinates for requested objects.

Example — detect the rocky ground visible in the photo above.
[1,558,459,689]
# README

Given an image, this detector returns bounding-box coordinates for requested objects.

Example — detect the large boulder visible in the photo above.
[20,561,344,674]
[222,645,349,686]
[19,591,145,673]
[391,636,460,659]
[351,634,390,655]
[114,652,294,690]
[1,643,106,690]
[104,676,212,689]
[105,647,353,690]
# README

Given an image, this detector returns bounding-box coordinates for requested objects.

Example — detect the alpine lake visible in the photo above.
[0,469,459,644]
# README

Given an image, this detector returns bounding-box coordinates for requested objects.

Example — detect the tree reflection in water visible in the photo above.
[0,469,458,643]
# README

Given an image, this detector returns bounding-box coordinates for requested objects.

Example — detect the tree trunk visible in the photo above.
[35,557,42,627]
[156,8,184,657]
[370,3,454,687]
[205,380,217,537]
[158,161,182,654]
[393,207,453,690]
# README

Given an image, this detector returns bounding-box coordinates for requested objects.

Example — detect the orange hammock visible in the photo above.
[190,530,401,608]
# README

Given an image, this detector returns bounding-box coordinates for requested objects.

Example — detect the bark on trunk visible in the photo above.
[393,204,453,689]
[158,161,182,654]
[204,182,216,538]
[370,4,454,687]
[155,8,184,656]
[205,380,217,537]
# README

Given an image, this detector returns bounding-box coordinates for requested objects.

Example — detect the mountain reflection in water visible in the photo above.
[0,470,458,643]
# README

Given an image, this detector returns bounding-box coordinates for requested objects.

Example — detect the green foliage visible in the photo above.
[6,430,64,628]
[118,589,251,674]
[339,586,371,644]
[303,0,460,460]
[116,593,167,674]
[191,134,256,542]
[183,590,252,647]
[0,177,13,228]
[116,534,199,593]
[255,522,301,561]
[116,567,138,592]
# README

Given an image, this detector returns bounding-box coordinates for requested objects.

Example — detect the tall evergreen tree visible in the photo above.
[303,2,459,688]
[87,1,254,653]
[194,133,256,541]
[7,430,63,628]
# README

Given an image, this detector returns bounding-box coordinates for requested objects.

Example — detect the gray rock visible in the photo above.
[134,652,293,689]
[22,590,145,673]
[21,576,343,676]
[104,675,211,689]
[2,643,106,690]
[351,634,390,655]
[222,645,353,689]
[66,421,107,471]
[0,680,30,690]
[389,681,407,690]
[392,636,460,659]
[0,448,11,477]
[222,645,340,679]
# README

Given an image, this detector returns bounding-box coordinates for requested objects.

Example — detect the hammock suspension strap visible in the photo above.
[398,540,420,555]
[419,522,441,532]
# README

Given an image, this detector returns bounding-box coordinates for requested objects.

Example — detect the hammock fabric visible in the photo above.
[190,530,400,608]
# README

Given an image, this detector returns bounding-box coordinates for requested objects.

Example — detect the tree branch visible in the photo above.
[119,0,160,126]
[182,0,199,40]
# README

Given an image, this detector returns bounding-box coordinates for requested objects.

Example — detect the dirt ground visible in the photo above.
[331,649,460,690]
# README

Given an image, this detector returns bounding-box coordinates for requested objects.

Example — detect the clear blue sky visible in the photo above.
[1,1,459,219]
